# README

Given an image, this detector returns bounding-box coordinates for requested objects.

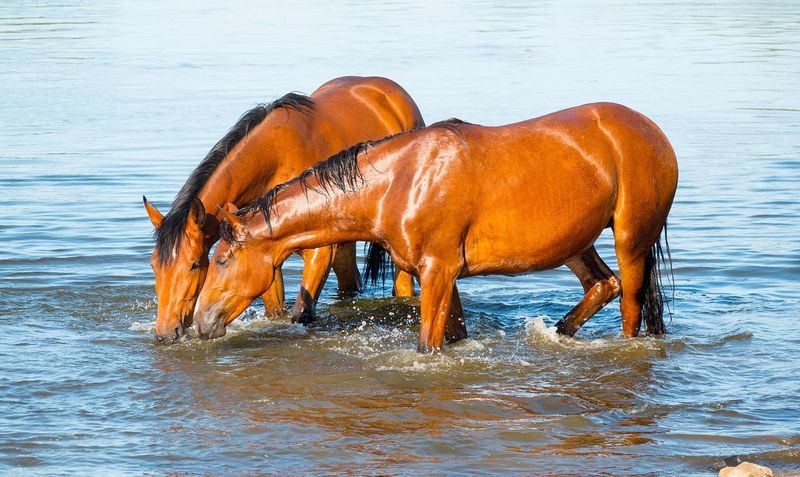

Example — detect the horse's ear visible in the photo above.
[218,203,246,242]
[188,197,206,228]
[143,195,164,228]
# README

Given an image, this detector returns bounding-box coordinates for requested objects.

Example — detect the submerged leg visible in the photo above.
[331,243,361,293]
[261,267,285,318]
[616,252,647,337]
[417,260,459,354]
[392,263,465,343]
[555,247,621,336]
[444,283,468,343]
[291,246,334,324]
[393,271,415,297]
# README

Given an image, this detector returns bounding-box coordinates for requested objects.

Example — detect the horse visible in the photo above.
[193,102,678,354]
[142,76,425,343]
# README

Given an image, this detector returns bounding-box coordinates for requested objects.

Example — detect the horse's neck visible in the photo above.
[197,120,294,227]
[268,180,383,258]
[198,155,274,211]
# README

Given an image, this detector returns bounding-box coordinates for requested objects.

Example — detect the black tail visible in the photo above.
[363,243,394,289]
[641,223,674,335]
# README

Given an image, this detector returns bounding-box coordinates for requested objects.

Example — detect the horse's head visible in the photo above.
[143,196,212,343]
[194,204,277,340]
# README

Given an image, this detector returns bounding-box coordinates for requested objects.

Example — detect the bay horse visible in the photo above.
[194,102,678,353]
[142,76,423,343]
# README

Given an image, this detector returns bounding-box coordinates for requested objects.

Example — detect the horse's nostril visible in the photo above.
[155,333,176,344]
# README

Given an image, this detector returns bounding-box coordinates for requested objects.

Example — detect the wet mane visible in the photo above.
[224,118,468,242]
[429,117,469,142]
[154,93,315,263]
[235,139,377,239]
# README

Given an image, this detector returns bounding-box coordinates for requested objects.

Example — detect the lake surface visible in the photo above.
[1,1,799,475]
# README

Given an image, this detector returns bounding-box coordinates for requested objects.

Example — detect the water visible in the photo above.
[1,1,799,475]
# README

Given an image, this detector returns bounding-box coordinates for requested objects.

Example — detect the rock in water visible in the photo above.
[719,462,773,477]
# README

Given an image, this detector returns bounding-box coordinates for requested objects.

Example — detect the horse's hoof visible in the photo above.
[555,319,578,337]
[416,343,440,354]
[291,310,316,325]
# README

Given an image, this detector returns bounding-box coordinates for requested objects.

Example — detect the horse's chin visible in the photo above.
[195,310,228,340]
[200,322,226,340]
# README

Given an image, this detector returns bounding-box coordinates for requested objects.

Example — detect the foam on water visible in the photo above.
[524,315,652,349]
[128,320,154,332]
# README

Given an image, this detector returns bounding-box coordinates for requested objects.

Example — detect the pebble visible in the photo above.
[719,462,773,477]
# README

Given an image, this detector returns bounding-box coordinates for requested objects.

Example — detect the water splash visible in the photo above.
[129,320,154,332]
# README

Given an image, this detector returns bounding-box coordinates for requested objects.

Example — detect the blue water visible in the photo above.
[1,1,799,475]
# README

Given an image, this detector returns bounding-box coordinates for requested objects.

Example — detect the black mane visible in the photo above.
[429,117,469,143]
[237,139,375,238]
[154,93,315,263]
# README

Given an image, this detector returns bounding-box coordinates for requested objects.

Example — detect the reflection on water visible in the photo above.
[1,1,799,475]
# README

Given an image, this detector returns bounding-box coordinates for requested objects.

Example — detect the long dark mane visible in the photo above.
[154,93,315,263]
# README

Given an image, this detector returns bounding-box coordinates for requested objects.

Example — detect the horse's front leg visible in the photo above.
[291,246,334,324]
[330,243,361,293]
[393,271,415,297]
[261,266,285,318]
[417,260,459,353]
[444,283,468,343]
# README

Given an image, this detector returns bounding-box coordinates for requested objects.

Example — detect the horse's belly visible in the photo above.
[462,205,611,277]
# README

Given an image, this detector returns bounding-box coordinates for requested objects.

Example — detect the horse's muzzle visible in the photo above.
[195,310,227,340]
[154,321,186,344]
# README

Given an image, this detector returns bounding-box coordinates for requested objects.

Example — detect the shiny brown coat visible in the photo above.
[195,102,678,353]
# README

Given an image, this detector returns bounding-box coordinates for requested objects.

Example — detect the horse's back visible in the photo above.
[403,103,675,275]
[452,102,676,199]
[312,76,423,134]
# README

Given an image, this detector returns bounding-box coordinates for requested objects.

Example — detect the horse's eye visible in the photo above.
[190,261,201,271]
[216,257,228,267]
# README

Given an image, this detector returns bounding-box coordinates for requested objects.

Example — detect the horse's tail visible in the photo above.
[363,243,394,289]
[641,222,674,335]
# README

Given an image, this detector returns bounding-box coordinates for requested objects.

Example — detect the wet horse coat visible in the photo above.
[195,102,678,353]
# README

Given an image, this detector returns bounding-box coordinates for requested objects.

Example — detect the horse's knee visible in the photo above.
[608,275,622,299]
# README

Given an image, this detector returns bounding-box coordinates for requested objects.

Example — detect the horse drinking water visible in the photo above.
[142,76,423,343]
[194,102,678,353]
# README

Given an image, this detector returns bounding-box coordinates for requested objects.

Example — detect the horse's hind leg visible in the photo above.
[331,243,361,292]
[615,244,651,337]
[555,246,621,336]
[613,214,669,337]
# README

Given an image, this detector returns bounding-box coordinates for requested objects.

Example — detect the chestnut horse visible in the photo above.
[194,102,678,353]
[142,76,422,343]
